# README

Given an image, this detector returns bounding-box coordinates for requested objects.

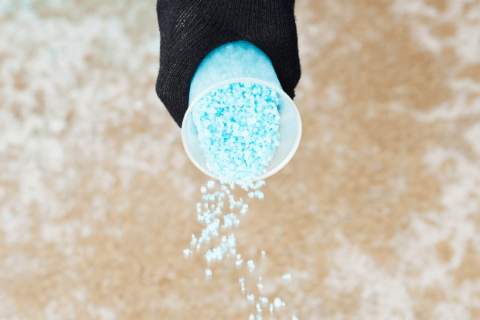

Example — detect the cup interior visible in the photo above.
[181,77,302,183]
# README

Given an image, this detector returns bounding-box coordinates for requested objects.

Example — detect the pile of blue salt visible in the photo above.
[192,82,281,186]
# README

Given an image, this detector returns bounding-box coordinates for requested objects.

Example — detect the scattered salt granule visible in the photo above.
[270,304,273,314]
[236,260,244,268]
[274,298,282,308]
[282,274,291,280]
[261,251,265,258]
[292,316,298,320]
[192,82,281,187]
[201,186,207,193]
[207,181,215,189]
[248,192,254,198]
[257,315,262,320]
[249,315,254,320]
[259,297,268,305]
[256,303,262,313]
[206,269,212,279]
[247,294,255,304]
[237,254,241,260]
[247,260,255,272]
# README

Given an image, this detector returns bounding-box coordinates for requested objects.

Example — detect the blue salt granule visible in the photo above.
[235,198,243,207]
[274,298,282,308]
[192,82,281,187]
[183,249,191,258]
[254,190,264,200]
[247,260,255,272]
[259,297,268,305]
[190,235,197,247]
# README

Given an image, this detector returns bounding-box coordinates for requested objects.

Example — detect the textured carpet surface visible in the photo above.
[1,0,480,319]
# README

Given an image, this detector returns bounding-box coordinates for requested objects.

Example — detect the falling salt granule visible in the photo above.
[254,190,264,200]
[248,192,254,198]
[249,315,254,320]
[183,249,191,258]
[247,260,255,272]
[207,181,215,189]
[270,304,273,314]
[247,294,255,304]
[292,316,298,320]
[261,251,265,258]
[256,315,262,320]
[282,301,286,308]
[282,274,291,280]
[201,186,207,193]
[258,276,263,290]
[205,250,213,264]
[253,180,266,189]
[205,269,212,279]
[259,297,268,305]
[236,260,244,268]
[237,254,241,260]
[256,303,262,313]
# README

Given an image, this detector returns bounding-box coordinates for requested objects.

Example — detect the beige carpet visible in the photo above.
[1,0,480,319]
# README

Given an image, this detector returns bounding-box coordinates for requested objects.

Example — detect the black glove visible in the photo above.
[155,0,302,128]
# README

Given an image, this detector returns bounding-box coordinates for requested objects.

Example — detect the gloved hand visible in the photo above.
[155,0,302,128]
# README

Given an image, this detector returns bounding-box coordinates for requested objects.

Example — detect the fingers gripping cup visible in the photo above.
[182,40,302,184]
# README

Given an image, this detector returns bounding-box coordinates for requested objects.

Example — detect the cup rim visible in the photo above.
[181,77,302,183]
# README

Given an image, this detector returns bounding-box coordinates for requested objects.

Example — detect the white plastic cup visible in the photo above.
[182,40,302,182]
